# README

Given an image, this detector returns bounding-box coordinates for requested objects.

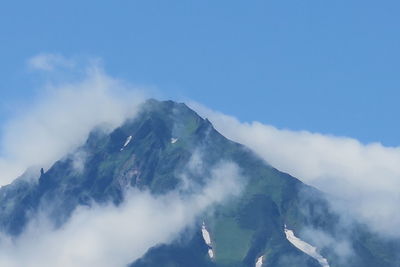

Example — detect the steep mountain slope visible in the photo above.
[0,99,398,267]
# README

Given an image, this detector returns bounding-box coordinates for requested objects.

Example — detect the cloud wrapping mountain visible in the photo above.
[0,62,146,185]
[190,102,400,238]
[0,161,244,267]
[0,54,399,267]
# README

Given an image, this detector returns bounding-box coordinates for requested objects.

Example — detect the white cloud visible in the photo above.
[0,59,147,185]
[301,227,353,263]
[27,53,74,72]
[0,60,246,266]
[189,102,400,238]
[0,162,244,267]
[2,53,399,266]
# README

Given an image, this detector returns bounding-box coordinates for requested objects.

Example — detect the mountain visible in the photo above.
[0,99,398,267]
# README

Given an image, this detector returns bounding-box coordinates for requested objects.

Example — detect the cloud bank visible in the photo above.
[1,53,399,266]
[0,56,147,185]
[0,63,245,267]
[190,102,400,238]
[0,162,244,267]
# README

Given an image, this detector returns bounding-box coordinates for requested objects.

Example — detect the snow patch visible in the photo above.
[255,255,264,267]
[201,222,212,246]
[208,249,214,258]
[170,138,178,144]
[201,222,214,259]
[284,225,329,267]
[120,136,132,151]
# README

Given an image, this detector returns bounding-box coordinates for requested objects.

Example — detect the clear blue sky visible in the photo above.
[1,0,399,146]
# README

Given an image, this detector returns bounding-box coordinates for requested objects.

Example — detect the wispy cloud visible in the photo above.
[0,161,244,267]
[0,55,147,185]
[1,53,399,266]
[189,102,400,238]
[0,58,247,267]
[27,53,75,72]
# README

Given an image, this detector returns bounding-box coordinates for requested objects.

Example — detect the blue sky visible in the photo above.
[1,0,399,145]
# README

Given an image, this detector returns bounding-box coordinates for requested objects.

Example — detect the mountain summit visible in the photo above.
[0,99,398,267]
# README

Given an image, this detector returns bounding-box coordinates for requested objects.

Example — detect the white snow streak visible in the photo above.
[120,136,132,151]
[284,226,329,267]
[208,249,214,258]
[201,222,212,246]
[201,222,214,259]
[255,255,264,267]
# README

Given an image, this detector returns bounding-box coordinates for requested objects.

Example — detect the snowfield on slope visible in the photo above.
[284,226,329,267]
[201,222,214,259]
[120,135,132,151]
[255,255,264,267]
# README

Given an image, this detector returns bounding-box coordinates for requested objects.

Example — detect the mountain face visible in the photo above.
[0,99,399,267]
